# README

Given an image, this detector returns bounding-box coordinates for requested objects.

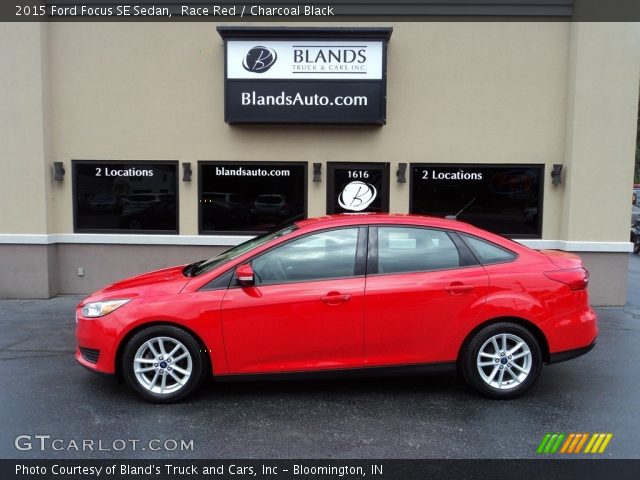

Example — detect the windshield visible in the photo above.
[190,224,298,276]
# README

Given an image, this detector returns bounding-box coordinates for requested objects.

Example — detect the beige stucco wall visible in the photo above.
[40,22,570,236]
[561,22,640,242]
[0,24,51,234]
[4,22,636,242]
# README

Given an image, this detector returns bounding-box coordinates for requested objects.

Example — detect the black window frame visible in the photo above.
[198,160,308,235]
[326,162,390,214]
[409,163,544,239]
[72,159,179,234]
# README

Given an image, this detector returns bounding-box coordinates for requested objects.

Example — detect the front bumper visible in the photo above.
[75,312,121,374]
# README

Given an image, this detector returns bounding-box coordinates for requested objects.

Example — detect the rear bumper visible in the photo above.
[548,339,596,364]
[544,306,598,355]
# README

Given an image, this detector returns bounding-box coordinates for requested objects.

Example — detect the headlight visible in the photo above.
[81,299,131,318]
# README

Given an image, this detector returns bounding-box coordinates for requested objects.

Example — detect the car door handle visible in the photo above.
[321,293,352,305]
[445,283,474,295]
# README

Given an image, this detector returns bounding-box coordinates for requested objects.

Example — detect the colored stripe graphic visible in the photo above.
[537,433,565,454]
[573,433,589,454]
[585,433,614,454]
[584,434,599,453]
[538,433,613,454]
[560,433,575,453]
[537,433,552,454]
[550,434,565,453]
[597,434,614,453]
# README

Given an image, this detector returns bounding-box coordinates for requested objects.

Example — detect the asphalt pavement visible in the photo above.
[1,258,639,459]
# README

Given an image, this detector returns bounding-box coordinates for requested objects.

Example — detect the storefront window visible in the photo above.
[327,163,390,214]
[410,164,543,237]
[73,161,178,233]
[199,162,307,233]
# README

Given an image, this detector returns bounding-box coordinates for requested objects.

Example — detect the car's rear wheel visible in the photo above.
[122,326,208,403]
[460,322,542,399]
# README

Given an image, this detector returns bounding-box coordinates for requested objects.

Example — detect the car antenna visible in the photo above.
[445,198,475,220]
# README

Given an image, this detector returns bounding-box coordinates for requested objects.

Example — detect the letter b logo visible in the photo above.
[243,47,277,73]
[338,181,377,212]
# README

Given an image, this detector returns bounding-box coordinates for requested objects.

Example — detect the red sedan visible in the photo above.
[76,214,597,403]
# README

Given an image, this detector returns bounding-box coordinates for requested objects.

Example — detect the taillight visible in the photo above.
[544,268,589,291]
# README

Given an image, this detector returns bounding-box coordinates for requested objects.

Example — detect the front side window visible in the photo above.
[73,161,178,233]
[190,225,298,277]
[252,228,359,285]
[377,227,460,274]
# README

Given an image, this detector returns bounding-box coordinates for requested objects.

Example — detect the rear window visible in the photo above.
[460,234,516,265]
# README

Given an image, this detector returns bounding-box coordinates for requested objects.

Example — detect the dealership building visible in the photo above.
[0,21,639,305]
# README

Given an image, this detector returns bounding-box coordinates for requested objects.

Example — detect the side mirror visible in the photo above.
[236,264,255,286]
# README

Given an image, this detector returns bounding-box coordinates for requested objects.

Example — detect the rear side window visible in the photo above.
[460,234,515,265]
[377,227,460,274]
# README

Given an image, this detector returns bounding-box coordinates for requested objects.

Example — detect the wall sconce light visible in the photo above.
[396,163,407,183]
[313,163,322,183]
[53,162,65,182]
[551,164,563,186]
[182,162,192,182]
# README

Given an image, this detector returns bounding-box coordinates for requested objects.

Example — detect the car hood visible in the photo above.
[84,265,190,302]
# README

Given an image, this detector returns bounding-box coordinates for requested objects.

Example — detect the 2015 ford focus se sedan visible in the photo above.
[76,214,597,403]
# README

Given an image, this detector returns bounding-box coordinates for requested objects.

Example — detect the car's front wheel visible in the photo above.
[460,322,542,399]
[122,326,208,403]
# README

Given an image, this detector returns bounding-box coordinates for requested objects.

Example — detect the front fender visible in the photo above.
[112,291,229,376]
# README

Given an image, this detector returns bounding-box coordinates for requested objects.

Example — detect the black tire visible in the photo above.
[122,325,209,403]
[459,322,543,399]
[634,241,640,254]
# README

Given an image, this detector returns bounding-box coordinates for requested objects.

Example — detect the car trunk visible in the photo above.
[539,250,589,291]
[539,249,585,270]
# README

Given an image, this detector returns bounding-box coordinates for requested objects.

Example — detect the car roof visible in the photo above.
[294,213,528,252]
[296,213,466,229]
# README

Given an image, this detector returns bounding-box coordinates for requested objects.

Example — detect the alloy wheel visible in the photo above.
[133,336,193,395]
[476,333,532,390]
